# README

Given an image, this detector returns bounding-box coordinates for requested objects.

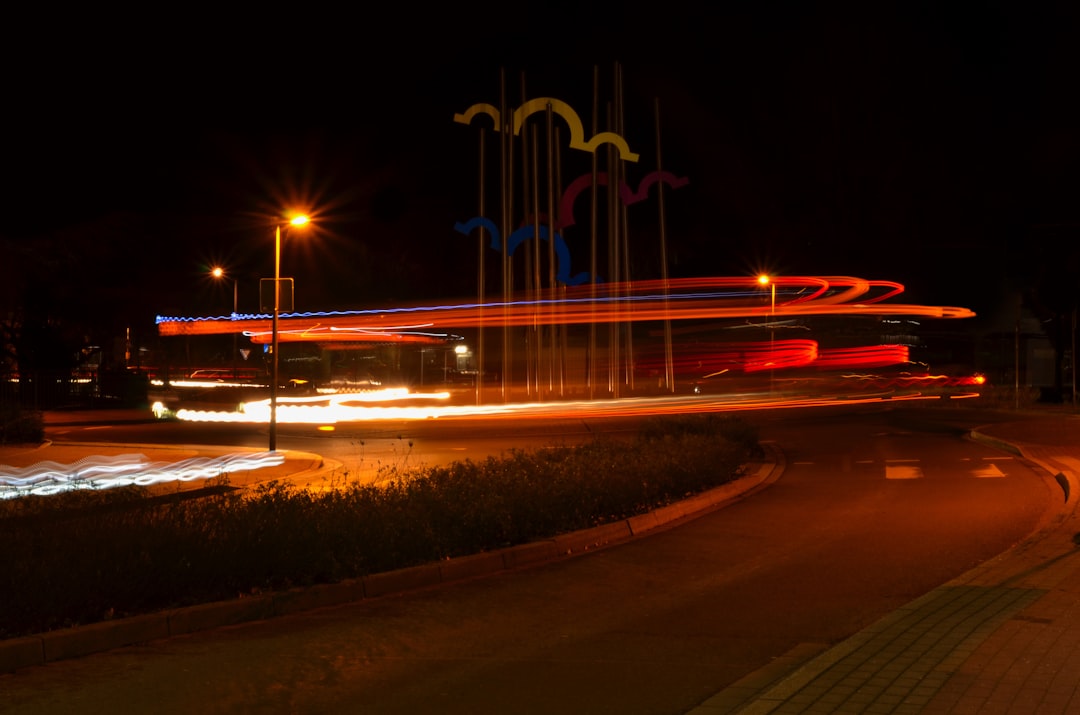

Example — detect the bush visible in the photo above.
[0,414,759,638]
[640,413,762,455]
[0,407,43,444]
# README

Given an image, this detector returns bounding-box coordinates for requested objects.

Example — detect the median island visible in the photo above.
[1,414,760,640]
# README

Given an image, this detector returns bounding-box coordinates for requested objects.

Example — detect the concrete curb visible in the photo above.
[966,429,1023,458]
[1,445,783,673]
[969,428,1076,504]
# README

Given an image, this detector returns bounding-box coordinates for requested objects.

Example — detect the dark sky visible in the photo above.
[3,4,1078,335]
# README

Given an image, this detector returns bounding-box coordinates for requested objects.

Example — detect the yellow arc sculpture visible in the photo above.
[454,97,640,162]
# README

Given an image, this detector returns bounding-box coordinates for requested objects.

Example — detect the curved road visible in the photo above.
[4,405,1059,714]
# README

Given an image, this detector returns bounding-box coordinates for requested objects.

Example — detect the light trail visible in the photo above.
[0,452,286,500]
[8,276,976,497]
[636,339,823,374]
[151,274,983,425]
[159,386,981,425]
[11,388,981,499]
[155,276,974,340]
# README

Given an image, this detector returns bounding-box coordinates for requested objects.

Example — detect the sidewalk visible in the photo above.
[696,413,1080,715]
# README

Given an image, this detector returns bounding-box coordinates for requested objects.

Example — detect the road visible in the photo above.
[2,404,1059,714]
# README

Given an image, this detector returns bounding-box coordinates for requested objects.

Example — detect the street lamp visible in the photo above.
[757,275,776,392]
[270,214,310,452]
[757,274,776,314]
[210,267,238,378]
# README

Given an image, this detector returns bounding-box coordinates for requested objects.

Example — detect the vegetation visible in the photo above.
[0,407,43,444]
[0,414,758,640]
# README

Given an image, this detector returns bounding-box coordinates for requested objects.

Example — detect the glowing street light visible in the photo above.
[758,274,776,392]
[210,266,239,378]
[757,274,776,315]
[270,214,310,452]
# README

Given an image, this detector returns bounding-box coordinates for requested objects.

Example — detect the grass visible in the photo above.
[0,414,759,639]
[0,407,43,445]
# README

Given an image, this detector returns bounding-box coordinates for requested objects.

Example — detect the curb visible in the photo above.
[968,428,1076,504]
[0,445,783,673]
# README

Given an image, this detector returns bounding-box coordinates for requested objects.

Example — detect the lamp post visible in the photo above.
[756,274,776,315]
[270,214,310,452]
[210,267,238,378]
[757,275,776,392]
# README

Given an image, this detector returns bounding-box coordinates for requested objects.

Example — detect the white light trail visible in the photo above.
[168,389,980,424]
[0,452,286,500]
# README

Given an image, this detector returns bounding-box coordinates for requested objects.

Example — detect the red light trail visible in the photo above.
[155,276,974,341]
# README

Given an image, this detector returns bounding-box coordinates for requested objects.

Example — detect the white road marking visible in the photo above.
[972,463,1006,478]
[886,464,924,479]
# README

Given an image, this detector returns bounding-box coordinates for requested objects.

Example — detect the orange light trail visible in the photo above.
[154,274,981,424]
[155,276,973,340]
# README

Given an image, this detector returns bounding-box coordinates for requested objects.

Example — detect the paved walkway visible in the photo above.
[694,414,1080,715]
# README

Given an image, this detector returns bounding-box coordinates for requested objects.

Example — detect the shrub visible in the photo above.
[0,414,759,638]
[0,407,44,444]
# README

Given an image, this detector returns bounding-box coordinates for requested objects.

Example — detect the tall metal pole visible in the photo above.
[546,102,557,395]
[770,282,776,393]
[1015,301,1021,411]
[615,63,634,393]
[499,69,510,402]
[528,124,541,398]
[231,278,238,379]
[607,100,620,397]
[477,127,485,405]
[553,124,566,398]
[655,98,675,393]
[270,224,281,452]
[589,66,599,400]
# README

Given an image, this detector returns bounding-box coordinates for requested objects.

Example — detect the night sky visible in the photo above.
[3,5,1078,344]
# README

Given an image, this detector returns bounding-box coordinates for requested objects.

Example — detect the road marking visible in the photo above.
[886,464,924,479]
[972,463,1007,478]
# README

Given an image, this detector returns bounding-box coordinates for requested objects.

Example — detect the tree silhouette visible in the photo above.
[1020,224,1080,401]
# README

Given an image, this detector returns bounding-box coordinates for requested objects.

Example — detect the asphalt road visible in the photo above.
[2,405,1058,714]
